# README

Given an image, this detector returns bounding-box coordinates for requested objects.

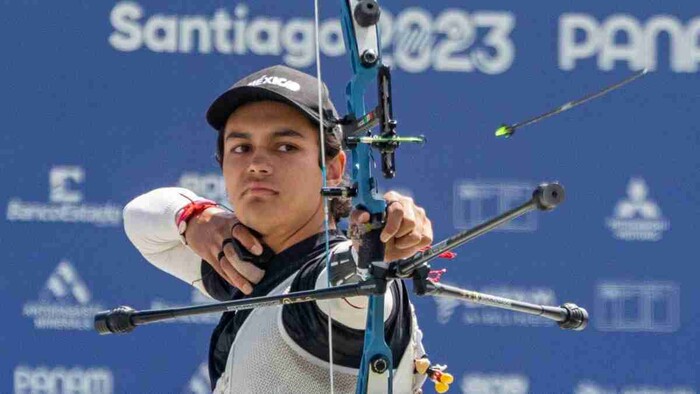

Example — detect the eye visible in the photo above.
[277,144,298,152]
[230,144,250,154]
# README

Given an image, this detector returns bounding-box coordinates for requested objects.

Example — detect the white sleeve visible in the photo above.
[122,187,212,297]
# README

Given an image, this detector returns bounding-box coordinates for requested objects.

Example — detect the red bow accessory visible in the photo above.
[418,246,457,260]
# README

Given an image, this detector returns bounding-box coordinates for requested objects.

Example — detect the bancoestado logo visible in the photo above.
[606,177,670,241]
[434,284,557,327]
[22,260,104,330]
[559,13,700,72]
[109,2,515,74]
[5,166,122,226]
[14,365,113,394]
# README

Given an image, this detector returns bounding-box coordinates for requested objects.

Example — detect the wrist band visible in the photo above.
[176,199,218,245]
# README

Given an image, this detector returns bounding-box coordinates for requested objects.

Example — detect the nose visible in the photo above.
[247,149,273,175]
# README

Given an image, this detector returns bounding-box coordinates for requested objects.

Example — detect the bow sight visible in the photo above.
[321,65,425,195]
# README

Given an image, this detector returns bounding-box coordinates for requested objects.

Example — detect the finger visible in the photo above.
[223,243,265,284]
[207,255,242,290]
[394,214,432,250]
[231,223,263,256]
[420,217,433,247]
[394,229,423,249]
[383,238,396,261]
[205,258,235,286]
[385,216,432,260]
[217,257,254,295]
[394,199,417,238]
[381,201,413,242]
[384,238,415,261]
[381,201,403,242]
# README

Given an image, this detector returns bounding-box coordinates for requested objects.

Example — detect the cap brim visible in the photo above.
[206,86,334,132]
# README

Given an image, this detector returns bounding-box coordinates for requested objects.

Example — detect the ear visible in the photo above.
[326,150,346,186]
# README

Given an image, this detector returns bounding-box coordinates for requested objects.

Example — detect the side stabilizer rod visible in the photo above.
[425,281,588,331]
[95,279,384,334]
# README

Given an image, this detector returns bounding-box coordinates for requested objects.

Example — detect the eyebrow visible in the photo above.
[223,129,306,142]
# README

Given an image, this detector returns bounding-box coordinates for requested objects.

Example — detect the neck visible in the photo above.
[262,202,335,254]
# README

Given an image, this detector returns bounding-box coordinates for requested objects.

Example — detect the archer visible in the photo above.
[123,65,437,393]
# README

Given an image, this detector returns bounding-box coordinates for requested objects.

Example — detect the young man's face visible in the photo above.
[221,101,344,237]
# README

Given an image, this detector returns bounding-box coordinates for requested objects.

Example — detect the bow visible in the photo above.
[318,0,389,391]
[315,1,427,393]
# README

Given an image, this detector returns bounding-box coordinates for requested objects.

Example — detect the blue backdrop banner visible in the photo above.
[2,1,698,393]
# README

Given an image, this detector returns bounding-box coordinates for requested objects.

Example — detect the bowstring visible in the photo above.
[313,1,335,393]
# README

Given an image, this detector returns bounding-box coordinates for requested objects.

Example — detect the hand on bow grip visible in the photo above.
[350,191,433,262]
[184,207,272,295]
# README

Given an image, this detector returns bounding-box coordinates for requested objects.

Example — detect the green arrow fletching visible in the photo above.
[495,125,513,138]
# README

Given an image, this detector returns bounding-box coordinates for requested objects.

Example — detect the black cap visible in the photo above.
[206,65,341,138]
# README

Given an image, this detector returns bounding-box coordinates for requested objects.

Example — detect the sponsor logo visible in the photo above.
[178,172,229,207]
[559,13,700,72]
[453,181,536,232]
[434,284,557,327]
[5,166,122,226]
[109,2,515,74]
[14,365,114,394]
[183,361,211,394]
[595,281,679,332]
[247,75,301,91]
[606,177,670,241]
[574,380,696,394]
[151,289,220,324]
[461,373,529,394]
[22,260,104,330]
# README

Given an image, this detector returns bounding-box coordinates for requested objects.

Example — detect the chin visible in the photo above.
[237,206,280,231]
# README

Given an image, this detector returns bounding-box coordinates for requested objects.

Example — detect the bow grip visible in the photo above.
[356,213,385,272]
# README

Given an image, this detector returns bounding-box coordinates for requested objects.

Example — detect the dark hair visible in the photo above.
[215,124,352,223]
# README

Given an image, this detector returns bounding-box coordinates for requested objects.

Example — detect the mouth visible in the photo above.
[243,183,279,197]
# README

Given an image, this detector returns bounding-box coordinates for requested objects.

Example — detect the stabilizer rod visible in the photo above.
[391,182,565,278]
[95,279,383,334]
[425,281,588,331]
